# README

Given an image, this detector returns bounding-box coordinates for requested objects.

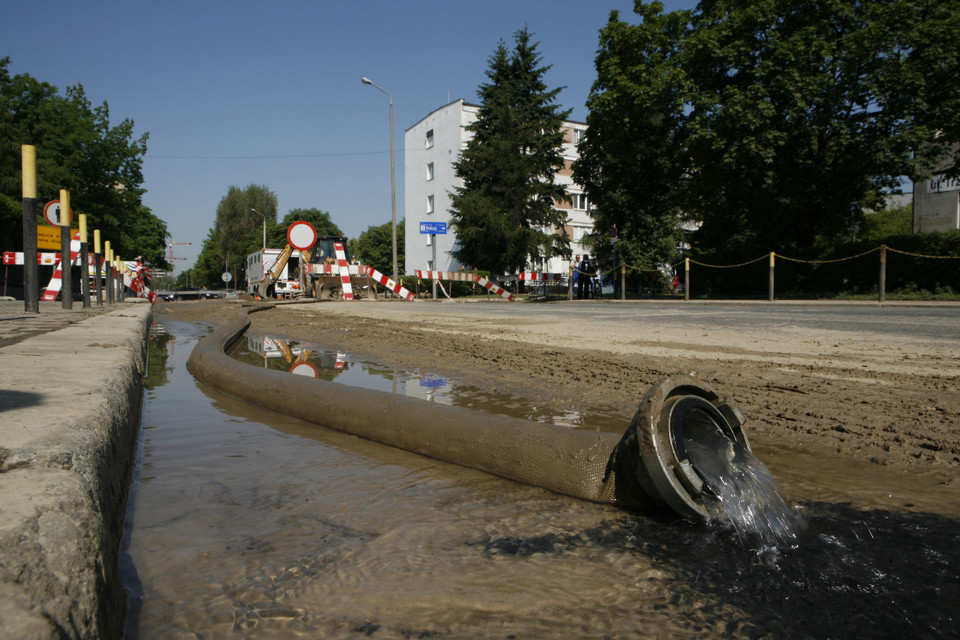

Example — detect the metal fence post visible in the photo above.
[769,252,775,301]
[879,245,887,303]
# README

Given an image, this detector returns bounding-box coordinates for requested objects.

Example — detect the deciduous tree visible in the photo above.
[575,1,960,263]
[0,58,166,266]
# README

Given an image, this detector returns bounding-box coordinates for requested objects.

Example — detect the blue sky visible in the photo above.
[6,0,697,271]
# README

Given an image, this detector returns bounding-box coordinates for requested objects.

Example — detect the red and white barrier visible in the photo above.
[363,265,416,301]
[475,276,516,301]
[332,242,354,301]
[124,260,157,303]
[3,251,65,266]
[518,272,563,281]
[414,270,478,282]
[304,263,365,275]
[415,269,517,301]
[41,232,81,301]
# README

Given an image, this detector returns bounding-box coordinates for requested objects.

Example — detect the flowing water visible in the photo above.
[120,317,960,639]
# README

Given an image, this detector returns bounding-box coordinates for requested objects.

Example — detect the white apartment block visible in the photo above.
[404,99,595,276]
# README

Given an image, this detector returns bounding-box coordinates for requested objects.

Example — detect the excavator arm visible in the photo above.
[257,244,294,299]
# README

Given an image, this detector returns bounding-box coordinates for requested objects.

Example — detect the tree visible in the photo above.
[185,228,224,289]
[449,27,572,276]
[575,1,960,262]
[573,4,690,273]
[214,183,277,274]
[0,58,167,266]
[355,219,404,275]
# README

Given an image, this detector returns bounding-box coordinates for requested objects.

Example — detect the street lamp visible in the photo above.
[361,76,398,282]
[250,208,266,249]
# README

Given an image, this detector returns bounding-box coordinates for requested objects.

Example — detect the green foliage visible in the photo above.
[573,3,689,272]
[0,57,167,266]
[354,218,404,276]
[214,184,278,270]
[449,27,572,275]
[185,228,225,289]
[860,203,912,242]
[576,1,960,264]
[688,230,960,299]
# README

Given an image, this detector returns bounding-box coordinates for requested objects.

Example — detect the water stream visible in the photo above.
[120,316,960,638]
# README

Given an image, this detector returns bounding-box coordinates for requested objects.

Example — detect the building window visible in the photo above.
[426,162,434,181]
[574,128,586,144]
[426,194,434,214]
[573,193,589,210]
[425,129,434,149]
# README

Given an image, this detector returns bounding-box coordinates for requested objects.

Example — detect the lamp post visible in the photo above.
[361,76,398,283]
[250,208,266,249]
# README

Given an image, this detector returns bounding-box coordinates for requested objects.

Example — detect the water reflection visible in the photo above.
[227,331,623,431]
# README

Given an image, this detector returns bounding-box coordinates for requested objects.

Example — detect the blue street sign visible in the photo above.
[419,221,447,235]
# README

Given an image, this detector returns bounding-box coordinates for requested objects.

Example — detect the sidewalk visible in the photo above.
[0,300,152,639]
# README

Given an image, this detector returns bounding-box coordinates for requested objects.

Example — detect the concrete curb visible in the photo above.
[0,304,152,639]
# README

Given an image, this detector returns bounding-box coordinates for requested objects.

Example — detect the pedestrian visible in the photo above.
[571,254,580,294]
[577,254,592,299]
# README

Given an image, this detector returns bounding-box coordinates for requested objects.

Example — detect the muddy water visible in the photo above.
[121,317,960,639]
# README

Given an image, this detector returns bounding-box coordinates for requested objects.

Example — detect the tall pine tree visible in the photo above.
[449,27,572,276]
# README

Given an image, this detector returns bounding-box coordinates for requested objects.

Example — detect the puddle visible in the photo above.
[226,331,622,431]
[120,317,960,639]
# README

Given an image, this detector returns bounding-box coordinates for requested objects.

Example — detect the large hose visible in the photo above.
[186,313,751,522]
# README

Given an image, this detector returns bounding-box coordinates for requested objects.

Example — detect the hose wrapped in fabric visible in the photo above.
[186,312,751,522]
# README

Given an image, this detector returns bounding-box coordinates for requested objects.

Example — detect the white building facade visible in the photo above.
[404,99,595,276]
[913,173,960,233]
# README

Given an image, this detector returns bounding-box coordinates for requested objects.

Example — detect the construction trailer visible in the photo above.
[246,248,301,298]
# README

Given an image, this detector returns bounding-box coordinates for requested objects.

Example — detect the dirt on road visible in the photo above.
[160,298,960,519]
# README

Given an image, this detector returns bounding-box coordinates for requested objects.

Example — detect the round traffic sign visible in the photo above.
[287,221,317,251]
[221,271,232,283]
[43,200,73,226]
[289,361,319,378]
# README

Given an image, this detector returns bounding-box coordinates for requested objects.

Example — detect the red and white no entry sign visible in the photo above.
[287,221,317,251]
[43,200,73,226]
[289,362,319,378]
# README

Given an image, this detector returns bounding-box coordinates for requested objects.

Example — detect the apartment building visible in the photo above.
[403,99,594,276]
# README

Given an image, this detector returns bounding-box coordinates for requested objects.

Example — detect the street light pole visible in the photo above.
[250,208,266,249]
[361,76,398,283]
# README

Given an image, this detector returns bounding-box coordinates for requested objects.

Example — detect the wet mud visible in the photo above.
[124,302,960,638]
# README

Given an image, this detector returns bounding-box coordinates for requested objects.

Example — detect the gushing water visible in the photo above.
[685,433,807,552]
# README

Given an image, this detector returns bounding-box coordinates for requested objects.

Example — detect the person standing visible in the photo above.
[571,254,581,296]
[577,254,592,299]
